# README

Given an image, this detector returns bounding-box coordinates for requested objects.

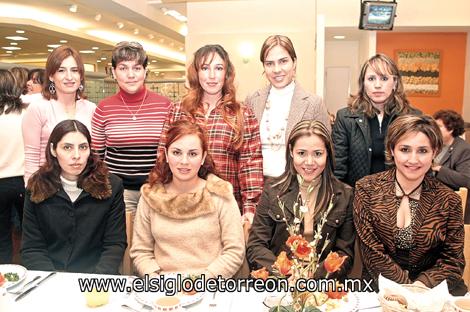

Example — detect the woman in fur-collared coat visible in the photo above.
[21,120,127,274]
[130,120,245,278]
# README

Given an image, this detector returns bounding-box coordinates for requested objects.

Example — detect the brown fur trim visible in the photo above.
[80,172,112,200]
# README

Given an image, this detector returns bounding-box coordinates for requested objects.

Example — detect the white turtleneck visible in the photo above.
[260,81,295,177]
[60,175,83,203]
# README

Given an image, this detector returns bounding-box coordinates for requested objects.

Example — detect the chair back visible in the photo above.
[456,187,468,217]
[120,210,135,275]
[463,224,470,291]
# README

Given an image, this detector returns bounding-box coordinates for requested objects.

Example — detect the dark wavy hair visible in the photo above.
[0,69,26,115]
[274,120,337,219]
[28,68,46,86]
[433,109,465,138]
[182,44,244,149]
[27,120,110,203]
[43,45,86,101]
[349,53,414,118]
[10,67,29,95]
[148,120,217,186]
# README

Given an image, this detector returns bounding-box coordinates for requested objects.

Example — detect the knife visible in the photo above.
[15,272,57,302]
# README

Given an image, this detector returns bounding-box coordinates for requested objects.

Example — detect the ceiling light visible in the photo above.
[133,28,139,35]
[179,24,188,37]
[2,46,21,50]
[107,63,112,66]
[10,42,18,46]
[79,50,95,54]
[147,0,162,3]
[94,14,102,22]
[151,60,157,63]
[16,30,25,34]
[96,60,101,63]
[148,34,154,40]
[60,40,68,43]
[159,38,164,43]
[47,44,61,48]
[116,22,124,29]
[47,49,53,52]
[333,35,346,40]
[179,47,184,51]
[169,42,174,47]
[92,47,99,50]
[69,4,78,13]
[5,36,28,41]
[6,51,12,54]
[160,7,187,22]
[100,57,107,60]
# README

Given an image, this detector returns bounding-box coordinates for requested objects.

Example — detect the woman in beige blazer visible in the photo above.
[245,35,329,179]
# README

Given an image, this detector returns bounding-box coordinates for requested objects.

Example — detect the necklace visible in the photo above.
[395,177,422,199]
[264,99,288,151]
[119,89,147,121]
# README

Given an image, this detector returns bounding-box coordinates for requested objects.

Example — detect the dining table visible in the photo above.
[0,270,396,311]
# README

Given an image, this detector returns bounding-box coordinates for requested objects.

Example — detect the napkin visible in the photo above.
[378,275,450,312]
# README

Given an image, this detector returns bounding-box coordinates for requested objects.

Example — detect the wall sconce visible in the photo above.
[239,42,254,64]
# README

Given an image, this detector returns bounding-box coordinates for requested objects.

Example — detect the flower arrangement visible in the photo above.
[251,175,348,312]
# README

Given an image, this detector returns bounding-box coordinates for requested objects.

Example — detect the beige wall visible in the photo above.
[186,0,317,100]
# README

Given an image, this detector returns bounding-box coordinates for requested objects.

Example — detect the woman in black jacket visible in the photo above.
[21,120,127,274]
[332,53,420,187]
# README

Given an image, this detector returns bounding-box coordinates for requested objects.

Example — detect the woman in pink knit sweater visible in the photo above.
[130,120,245,278]
[22,46,95,183]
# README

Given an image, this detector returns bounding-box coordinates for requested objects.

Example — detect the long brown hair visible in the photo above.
[27,120,110,203]
[0,69,26,115]
[274,120,337,218]
[148,120,217,186]
[182,44,244,149]
[42,45,86,101]
[349,53,413,118]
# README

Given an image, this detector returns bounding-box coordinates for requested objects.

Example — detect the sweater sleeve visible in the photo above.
[91,103,107,159]
[130,196,162,276]
[94,177,127,274]
[21,192,56,271]
[22,102,44,184]
[205,189,245,278]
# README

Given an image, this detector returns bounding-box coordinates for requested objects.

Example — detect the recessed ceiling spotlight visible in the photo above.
[16,30,25,34]
[47,49,53,52]
[100,57,107,60]
[333,35,346,40]
[179,47,184,51]
[10,42,18,46]
[95,14,102,22]
[159,38,164,43]
[92,47,99,50]
[6,51,13,54]
[151,60,157,63]
[47,44,61,48]
[133,28,139,35]
[148,34,155,40]
[69,4,78,13]
[6,36,28,41]
[79,50,95,54]
[60,40,68,43]
[116,22,124,29]
[96,60,101,63]
[107,63,112,66]
[2,46,21,50]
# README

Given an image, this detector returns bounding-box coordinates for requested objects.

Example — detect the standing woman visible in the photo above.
[247,120,354,279]
[0,70,27,263]
[432,110,470,222]
[159,44,263,233]
[332,54,420,187]
[22,120,126,274]
[131,120,245,277]
[245,35,330,179]
[354,115,467,295]
[22,68,46,105]
[22,46,96,184]
[92,41,171,212]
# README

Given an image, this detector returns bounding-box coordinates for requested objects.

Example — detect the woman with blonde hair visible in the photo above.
[333,53,420,187]
[22,46,95,183]
[245,35,329,179]
[159,44,263,236]
[354,115,466,295]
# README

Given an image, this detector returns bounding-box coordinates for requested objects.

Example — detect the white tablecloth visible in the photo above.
[1,271,382,311]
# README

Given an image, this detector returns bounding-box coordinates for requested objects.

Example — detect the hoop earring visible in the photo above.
[78,84,84,92]
[49,82,56,95]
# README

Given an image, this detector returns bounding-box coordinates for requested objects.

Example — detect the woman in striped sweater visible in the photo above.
[91,41,171,212]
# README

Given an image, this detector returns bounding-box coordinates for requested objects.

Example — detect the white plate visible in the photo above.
[264,292,359,312]
[134,291,204,308]
[0,264,27,289]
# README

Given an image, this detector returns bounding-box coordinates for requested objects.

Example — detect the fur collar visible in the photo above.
[140,174,233,219]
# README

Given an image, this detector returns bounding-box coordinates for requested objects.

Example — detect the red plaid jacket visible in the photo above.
[158,102,263,217]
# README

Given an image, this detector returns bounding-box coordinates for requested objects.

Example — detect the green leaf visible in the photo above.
[303,307,321,312]
[269,305,294,312]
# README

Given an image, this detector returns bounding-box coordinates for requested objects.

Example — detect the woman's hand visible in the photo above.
[412,280,427,288]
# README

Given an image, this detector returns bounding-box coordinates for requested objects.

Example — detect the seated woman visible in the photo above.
[130,120,245,278]
[246,120,354,279]
[432,110,470,223]
[354,115,467,295]
[21,120,127,274]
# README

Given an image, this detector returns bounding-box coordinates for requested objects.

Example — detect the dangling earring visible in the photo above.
[78,84,84,92]
[49,81,56,95]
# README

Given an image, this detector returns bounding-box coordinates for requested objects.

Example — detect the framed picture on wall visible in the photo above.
[395,50,441,96]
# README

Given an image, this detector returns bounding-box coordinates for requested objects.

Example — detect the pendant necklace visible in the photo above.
[120,89,147,121]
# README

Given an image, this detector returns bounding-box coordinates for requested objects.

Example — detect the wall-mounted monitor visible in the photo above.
[359,1,397,31]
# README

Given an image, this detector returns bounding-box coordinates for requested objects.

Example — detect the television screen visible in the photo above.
[359,1,397,30]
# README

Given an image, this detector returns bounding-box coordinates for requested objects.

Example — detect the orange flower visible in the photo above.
[324,252,347,273]
[326,281,347,299]
[286,234,302,248]
[250,267,269,280]
[273,251,293,276]
[286,235,312,259]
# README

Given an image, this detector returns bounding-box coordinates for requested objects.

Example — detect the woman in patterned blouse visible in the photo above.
[354,115,467,295]
[159,44,263,239]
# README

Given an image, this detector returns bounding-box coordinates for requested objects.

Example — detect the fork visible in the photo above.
[8,276,41,295]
